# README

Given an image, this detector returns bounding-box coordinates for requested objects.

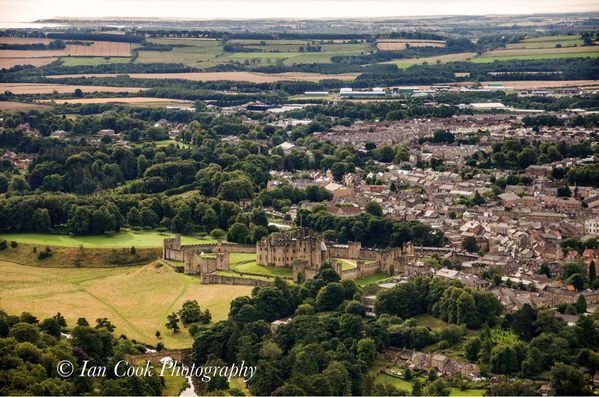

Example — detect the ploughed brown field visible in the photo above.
[0,83,148,94]
[45,71,360,83]
[0,57,58,69]
[0,41,131,58]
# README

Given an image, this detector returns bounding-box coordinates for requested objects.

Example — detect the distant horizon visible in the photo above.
[2,0,599,24]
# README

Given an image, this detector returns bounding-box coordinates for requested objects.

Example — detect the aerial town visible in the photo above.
[1,7,599,397]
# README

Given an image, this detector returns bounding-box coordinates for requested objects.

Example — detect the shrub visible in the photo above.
[439,340,451,350]
[0,240,6,251]
[10,241,17,248]
[130,246,136,255]
[37,251,52,260]
[210,228,226,239]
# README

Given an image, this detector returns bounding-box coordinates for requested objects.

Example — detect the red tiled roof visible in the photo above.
[567,285,575,291]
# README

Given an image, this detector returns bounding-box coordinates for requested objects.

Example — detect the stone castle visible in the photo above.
[163,234,255,275]
[164,229,476,282]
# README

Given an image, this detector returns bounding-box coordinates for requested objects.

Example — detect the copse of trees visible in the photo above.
[295,205,446,249]
[0,309,165,396]
[375,276,503,328]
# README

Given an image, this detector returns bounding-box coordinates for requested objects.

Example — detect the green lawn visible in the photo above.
[375,374,485,396]
[414,314,450,329]
[355,272,393,286]
[167,259,185,267]
[449,388,486,396]
[151,140,193,148]
[469,52,599,62]
[375,373,413,391]
[0,230,209,248]
[234,261,293,277]
[217,270,271,281]
[229,253,257,265]
[60,57,133,66]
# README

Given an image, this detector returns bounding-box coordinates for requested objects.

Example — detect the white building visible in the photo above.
[585,218,599,236]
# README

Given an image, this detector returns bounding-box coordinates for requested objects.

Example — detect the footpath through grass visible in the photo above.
[0,230,207,248]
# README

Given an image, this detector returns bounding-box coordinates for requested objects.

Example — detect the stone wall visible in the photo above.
[358,262,383,278]
[341,267,359,280]
[201,274,273,286]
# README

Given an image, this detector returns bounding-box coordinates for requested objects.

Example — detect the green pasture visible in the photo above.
[0,230,209,248]
[506,35,584,48]
[469,52,599,63]
[59,57,133,66]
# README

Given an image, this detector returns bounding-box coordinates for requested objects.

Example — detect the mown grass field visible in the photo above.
[469,52,599,63]
[384,52,478,67]
[0,260,253,348]
[0,230,206,248]
[506,35,584,49]
[480,45,599,58]
[60,57,133,66]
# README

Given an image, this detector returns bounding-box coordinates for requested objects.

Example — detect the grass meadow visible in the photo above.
[0,260,253,348]
[469,52,599,63]
[0,230,207,248]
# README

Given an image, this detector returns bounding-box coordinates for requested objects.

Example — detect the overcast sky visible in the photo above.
[1,0,599,22]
